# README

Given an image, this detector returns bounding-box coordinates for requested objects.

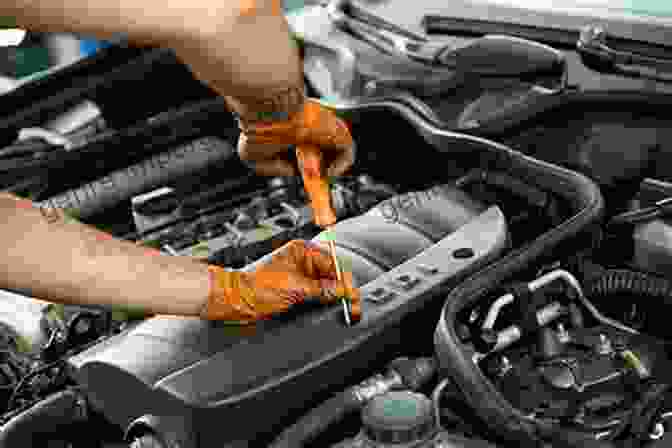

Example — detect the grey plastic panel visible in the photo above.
[319,213,434,269]
[366,185,486,241]
[68,185,507,441]
[153,206,507,405]
[355,206,507,323]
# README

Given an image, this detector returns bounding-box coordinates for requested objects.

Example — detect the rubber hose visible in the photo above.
[456,170,550,210]
[268,389,361,448]
[36,136,236,219]
[608,197,672,227]
[0,138,55,158]
[588,269,672,301]
[536,426,616,448]
[0,389,85,448]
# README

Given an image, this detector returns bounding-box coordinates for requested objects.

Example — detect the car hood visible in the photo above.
[321,0,672,47]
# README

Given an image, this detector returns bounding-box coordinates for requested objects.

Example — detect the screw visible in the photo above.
[364,81,378,95]
[557,323,570,343]
[500,356,512,376]
[74,318,91,334]
[597,334,612,355]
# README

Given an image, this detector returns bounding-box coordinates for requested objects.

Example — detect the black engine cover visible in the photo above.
[68,185,508,445]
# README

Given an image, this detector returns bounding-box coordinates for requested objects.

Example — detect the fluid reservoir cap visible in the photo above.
[362,391,435,444]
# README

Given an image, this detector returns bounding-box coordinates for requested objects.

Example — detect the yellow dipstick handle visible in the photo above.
[295,144,356,324]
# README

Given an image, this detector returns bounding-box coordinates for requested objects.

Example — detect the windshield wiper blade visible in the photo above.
[577,25,672,83]
[422,15,580,48]
[423,15,672,83]
[423,15,672,57]
[327,0,566,86]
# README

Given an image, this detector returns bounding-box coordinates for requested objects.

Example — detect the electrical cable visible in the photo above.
[588,269,672,299]
[0,97,232,195]
[5,358,66,413]
[0,152,68,172]
[0,139,58,159]
[3,334,109,414]
[608,197,672,227]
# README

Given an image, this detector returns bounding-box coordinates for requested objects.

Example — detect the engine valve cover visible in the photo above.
[68,184,508,446]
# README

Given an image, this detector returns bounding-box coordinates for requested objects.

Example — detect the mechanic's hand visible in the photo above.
[166,0,354,178]
[201,240,361,323]
[234,96,356,178]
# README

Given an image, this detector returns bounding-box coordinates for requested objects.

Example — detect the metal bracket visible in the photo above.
[325,0,447,64]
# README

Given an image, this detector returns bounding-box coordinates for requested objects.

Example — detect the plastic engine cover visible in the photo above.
[67,184,508,445]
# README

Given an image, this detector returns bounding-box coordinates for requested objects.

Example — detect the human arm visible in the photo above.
[0,193,209,316]
[0,194,359,320]
[0,0,359,320]
[3,0,302,102]
[4,0,354,175]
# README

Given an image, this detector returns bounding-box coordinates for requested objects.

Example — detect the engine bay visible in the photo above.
[3,12,672,448]
[446,268,672,442]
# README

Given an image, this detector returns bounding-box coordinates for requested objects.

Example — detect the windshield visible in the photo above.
[482,0,672,19]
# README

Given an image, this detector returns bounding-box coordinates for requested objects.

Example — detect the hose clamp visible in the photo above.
[353,372,402,402]
[17,128,73,150]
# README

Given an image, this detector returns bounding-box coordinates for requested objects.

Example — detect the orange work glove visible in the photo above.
[201,240,361,323]
[229,92,356,178]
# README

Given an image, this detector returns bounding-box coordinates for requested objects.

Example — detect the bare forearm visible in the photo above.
[3,0,303,101]
[0,194,209,316]
[172,3,304,103]
[3,0,212,45]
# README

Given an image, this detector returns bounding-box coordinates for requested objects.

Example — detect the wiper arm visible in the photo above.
[577,25,672,83]
[326,0,566,88]
[422,14,672,83]
[326,0,451,64]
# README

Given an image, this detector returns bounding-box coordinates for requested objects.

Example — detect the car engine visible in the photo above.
[3,11,672,448]
[438,268,672,443]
